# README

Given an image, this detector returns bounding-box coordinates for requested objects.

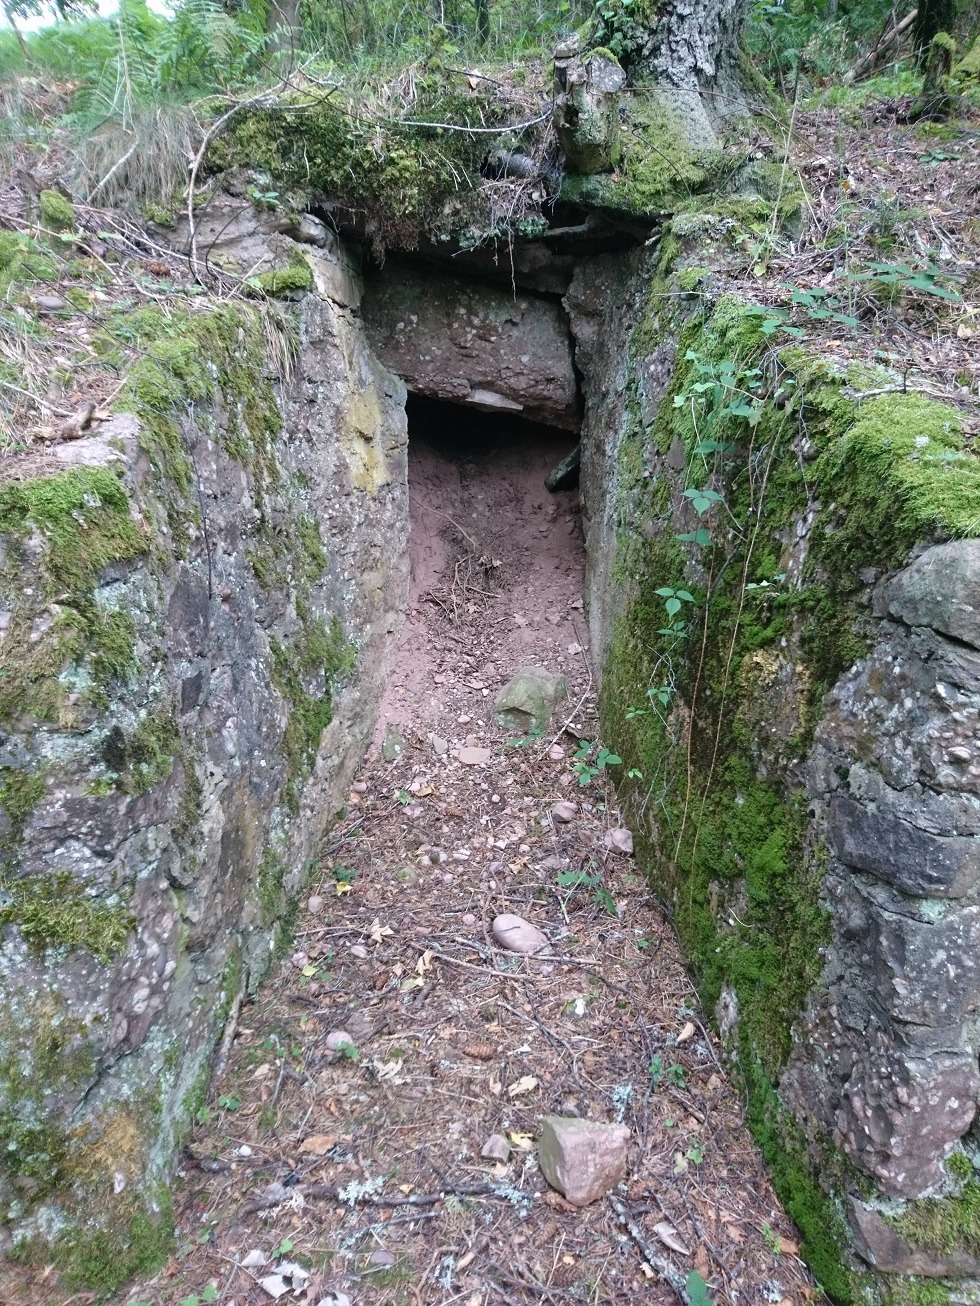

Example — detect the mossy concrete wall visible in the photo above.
[0,211,408,1286]
[569,227,980,1303]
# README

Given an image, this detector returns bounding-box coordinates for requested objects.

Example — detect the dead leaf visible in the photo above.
[653,1221,691,1256]
[415,950,433,975]
[507,1074,539,1097]
[677,1021,697,1044]
[369,918,394,944]
[778,1236,800,1256]
[299,1133,337,1156]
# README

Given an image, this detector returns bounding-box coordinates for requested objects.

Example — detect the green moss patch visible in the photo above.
[0,870,133,960]
[38,189,75,233]
[215,78,522,247]
[271,616,355,809]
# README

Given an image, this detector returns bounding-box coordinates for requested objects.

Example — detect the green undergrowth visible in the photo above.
[603,269,980,1301]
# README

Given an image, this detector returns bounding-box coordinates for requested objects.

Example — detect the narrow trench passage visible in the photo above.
[374,394,591,755]
[163,397,820,1305]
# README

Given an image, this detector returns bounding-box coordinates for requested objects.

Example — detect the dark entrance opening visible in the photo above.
[372,391,589,749]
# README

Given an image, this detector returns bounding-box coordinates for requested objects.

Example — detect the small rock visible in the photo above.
[237,1144,253,1156]
[603,827,634,855]
[552,800,577,824]
[317,1295,351,1306]
[242,1249,269,1268]
[382,726,405,762]
[457,746,491,765]
[548,744,566,761]
[306,894,324,915]
[290,951,309,969]
[325,1029,355,1051]
[368,1249,396,1268]
[35,294,65,312]
[540,854,567,871]
[351,780,368,793]
[462,913,477,926]
[492,913,548,955]
[537,1116,630,1206]
[350,944,369,959]
[481,1132,512,1162]
[431,734,449,756]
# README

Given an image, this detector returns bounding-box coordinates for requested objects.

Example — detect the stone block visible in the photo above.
[495,666,566,736]
[884,540,980,650]
[830,794,980,897]
[850,1198,980,1276]
[537,1116,630,1205]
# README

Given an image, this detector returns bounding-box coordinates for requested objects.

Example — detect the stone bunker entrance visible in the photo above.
[373,391,589,755]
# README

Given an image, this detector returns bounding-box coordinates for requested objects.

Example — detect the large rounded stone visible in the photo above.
[883,540,980,649]
[491,913,548,954]
[495,666,567,736]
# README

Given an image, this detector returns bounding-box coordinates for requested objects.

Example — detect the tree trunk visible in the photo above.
[267,0,301,56]
[595,0,754,150]
[912,0,958,59]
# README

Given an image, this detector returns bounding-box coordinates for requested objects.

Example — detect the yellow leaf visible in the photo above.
[301,964,317,977]
[336,881,353,896]
[507,1131,535,1150]
[507,1075,539,1098]
[299,1133,337,1156]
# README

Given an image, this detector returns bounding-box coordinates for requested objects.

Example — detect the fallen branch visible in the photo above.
[242,1179,499,1216]
[842,8,918,85]
[609,1194,689,1301]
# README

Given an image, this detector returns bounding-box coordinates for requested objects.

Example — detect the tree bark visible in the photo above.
[595,0,754,150]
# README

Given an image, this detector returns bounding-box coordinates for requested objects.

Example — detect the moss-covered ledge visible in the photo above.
[594,242,980,1302]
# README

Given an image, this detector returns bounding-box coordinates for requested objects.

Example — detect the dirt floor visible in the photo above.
[91,402,820,1306]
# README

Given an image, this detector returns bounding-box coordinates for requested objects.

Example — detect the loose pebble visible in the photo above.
[325,1029,355,1051]
[457,746,491,765]
[552,800,578,823]
[481,1133,512,1162]
[290,951,308,969]
[604,827,634,855]
[306,894,324,915]
[462,913,477,925]
[350,944,369,959]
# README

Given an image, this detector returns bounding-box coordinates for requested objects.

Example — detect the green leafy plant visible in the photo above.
[686,1269,715,1304]
[570,741,622,786]
[648,1056,686,1089]
[216,1094,239,1112]
[556,867,617,916]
